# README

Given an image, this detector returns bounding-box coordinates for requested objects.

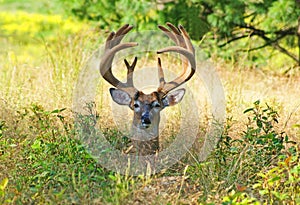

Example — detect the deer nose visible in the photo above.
[141,113,151,126]
[142,117,151,125]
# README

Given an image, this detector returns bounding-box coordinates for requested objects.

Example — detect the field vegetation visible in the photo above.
[0,0,299,204]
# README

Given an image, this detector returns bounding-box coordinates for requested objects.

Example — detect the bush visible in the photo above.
[222,149,300,204]
[187,100,297,203]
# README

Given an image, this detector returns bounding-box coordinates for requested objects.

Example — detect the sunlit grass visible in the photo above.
[0,10,97,110]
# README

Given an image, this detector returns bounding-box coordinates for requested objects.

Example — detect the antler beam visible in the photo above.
[157,22,196,95]
[100,24,139,96]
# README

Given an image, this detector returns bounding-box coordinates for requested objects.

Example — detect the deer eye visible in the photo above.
[152,102,161,108]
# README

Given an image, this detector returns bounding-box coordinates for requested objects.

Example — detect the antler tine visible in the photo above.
[112,24,133,47]
[124,57,137,87]
[166,22,186,48]
[179,24,194,54]
[157,57,165,89]
[157,23,196,94]
[100,24,138,96]
[157,25,177,44]
[166,23,189,74]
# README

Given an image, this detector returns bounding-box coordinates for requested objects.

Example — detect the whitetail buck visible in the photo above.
[100,23,196,155]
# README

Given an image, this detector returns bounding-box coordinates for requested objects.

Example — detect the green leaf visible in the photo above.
[256,120,263,128]
[259,189,268,196]
[254,100,260,106]
[243,108,254,114]
[253,183,261,189]
[51,108,66,114]
[0,178,8,191]
[31,139,41,150]
[292,124,300,128]
[268,176,280,183]
[257,173,266,178]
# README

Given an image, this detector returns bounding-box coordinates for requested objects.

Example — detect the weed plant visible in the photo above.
[187,101,299,204]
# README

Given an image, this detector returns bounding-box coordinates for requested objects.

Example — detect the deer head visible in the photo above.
[100,23,196,154]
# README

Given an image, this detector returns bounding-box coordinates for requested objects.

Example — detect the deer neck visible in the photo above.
[130,114,160,155]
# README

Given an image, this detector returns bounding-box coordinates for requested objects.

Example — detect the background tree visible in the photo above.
[58,0,162,30]
[59,0,300,69]
[162,0,300,67]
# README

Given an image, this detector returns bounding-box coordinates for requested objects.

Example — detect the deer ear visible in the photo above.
[162,88,185,107]
[109,88,131,106]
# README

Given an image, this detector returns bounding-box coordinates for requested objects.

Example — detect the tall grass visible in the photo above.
[0,11,95,110]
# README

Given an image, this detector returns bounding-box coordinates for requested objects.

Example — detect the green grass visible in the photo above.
[0,1,300,204]
[1,100,299,204]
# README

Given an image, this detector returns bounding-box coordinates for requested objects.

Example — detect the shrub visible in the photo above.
[187,100,297,203]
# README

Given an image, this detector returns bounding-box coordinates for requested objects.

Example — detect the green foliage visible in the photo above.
[199,0,300,66]
[187,101,297,203]
[197,0,300,43]
[162,0,210,40]
[217,100,292,178]
[0,104,118,203]
[1,100,297,204]
[253,153,300,204]
[108,173,135,203]
[261,0,299,32]
[205,0,246,35]
[57,0,300,67]
[0,178,9,204]
[221,149,300,204]
[222,191,259,205]
[58,0,162,30]
[243,100,288,153]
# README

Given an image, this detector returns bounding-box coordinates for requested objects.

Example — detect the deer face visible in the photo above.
[110,88,185,130]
